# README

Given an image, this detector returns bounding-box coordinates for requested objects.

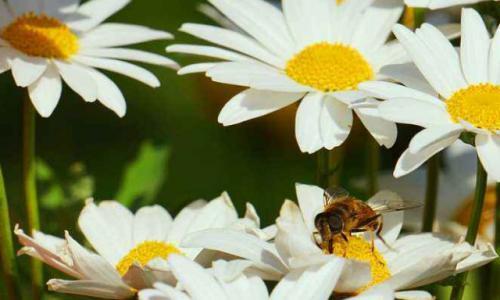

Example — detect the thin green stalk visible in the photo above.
[449,157,488,300]
[422,154,440,232]
[317,147,344,189]
[366,136,379,196]
[403,7,426,29]
[0,166,22,300]
[488,183,500,299]
[22,99,42,300]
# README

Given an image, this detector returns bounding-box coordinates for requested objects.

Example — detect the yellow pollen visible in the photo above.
[332,236,391,294]
[447,84,500,131]
[285,42,373,92]
[1,12,79,59]
[116,241,182,276]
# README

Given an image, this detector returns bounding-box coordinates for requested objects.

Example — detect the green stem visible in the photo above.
[422,154,440,232]
[489,183,500,299]
[0,166,22,300]
[449,156,488,300]
[366,137,379,196]
[317,147,344,189]
[22,99,42,300]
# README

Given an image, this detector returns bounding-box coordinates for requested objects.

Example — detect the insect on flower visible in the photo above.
[314,187,421,254]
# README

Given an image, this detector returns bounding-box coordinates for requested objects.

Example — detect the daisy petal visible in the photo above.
[86,68,126,117]
[42,0,79,19]
[68,0,131,32]
[133,205,173,244]
[395,290,434,300]
[178,63,217,75]
[28,64,62,118]
[378,98,450,128]
[408,124,464,154]
[168,255,227,300]
[166,200,207,244]
[379,63,436,96]
[295,93,324,154]
[476,134,500,182]
[359,81,443,107]
[320,97,353,150]
[355,100,397,148]
[167,44,249,61]
[47,279,134,299]
[8,53,47,87]
[138,289,170,300]
[78,200,134,266]
[54,60,98,102]
[489,26,500,84]
[73,55,160,87]
[80,23,171,48]
[394,135,459,178]
[461,8,490,84]
[295,183,324,235]
[8,0,40,15]
[152,282,191,300]
[270,258,345,300]
[81,48,179,69]
[218,89,304,126]
[346,283,394,300]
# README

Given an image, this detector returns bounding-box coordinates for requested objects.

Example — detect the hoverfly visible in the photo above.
[314,187,421,254]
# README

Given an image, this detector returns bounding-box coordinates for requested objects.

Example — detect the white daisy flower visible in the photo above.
[15,193,240,299]
[139,254,346,300]
[168,0,407,153]
[359,8,500,181]
[0,0,178,118]
[405,0,496,9]
[180,184,497,298]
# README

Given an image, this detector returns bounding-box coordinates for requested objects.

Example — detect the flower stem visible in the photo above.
[449,156,488,300]
[22,99,42,300]
[317,147,344,189]
[366,136,379,196]
[422,154,440,232]
[403,7,426,29]
[0,165,22,300]
[488,183,500,299]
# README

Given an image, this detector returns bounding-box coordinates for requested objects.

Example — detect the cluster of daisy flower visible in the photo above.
[0,0,498,299]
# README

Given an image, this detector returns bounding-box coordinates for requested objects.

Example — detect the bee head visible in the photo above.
[314,212,343,234]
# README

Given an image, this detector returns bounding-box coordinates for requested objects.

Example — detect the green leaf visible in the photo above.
[114,141,170,206]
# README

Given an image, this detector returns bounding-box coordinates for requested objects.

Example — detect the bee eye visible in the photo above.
[328,214,342,232]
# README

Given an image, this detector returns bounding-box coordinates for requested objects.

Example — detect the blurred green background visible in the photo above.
[0,0,497,299]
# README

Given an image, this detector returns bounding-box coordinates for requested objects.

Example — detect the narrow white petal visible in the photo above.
[166,200,207,245]
[133,205,173,244]
[378,98,451,128]
[167,44,249,61]
[28,64,62,118]
[476,134,500,182]
[346,283,394,300]
[78,200,134,266]
[179,23,284,68]
[8,54,47,87]
[206,61,309,92]
[359,81,443,107]
[80,23,171,48]
[394,136,459,177]
[86,68,126,117]
[218,89,304,126]
[295,183,325,235]
[54,60,97,102]
[138,289,170,300]
[395,290,434,300]
[168,255,227,300]
[461,8,490,84]
[320,97,353,150]
[48,279,134,299]
[489,26,500,84]
[153,282,191,300]
[81,48,179,69]
[355,100,397,148]
[409,124,464,154]
[67,0,131,32]
[73,55,160,87]
[42,0,79,19]
[379,63,437,96]
[295,93,324,154]
[178,63,216,75]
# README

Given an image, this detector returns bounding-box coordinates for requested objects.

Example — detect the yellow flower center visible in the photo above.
[447,84,500,131]
[332,236,391,294]
[285,42,374,92]
[116,241,182,276]
[1,12,79,59]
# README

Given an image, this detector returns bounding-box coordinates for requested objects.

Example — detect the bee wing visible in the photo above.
[323,186,350,206]
[367,190,422,213]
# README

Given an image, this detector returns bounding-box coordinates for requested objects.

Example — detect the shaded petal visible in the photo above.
[378,98,451,128]
[295,93,323,154]
[47,279,134,299]
[54,60,98,102]
[28,64,62,118]
[133,205,173,245]
[67,0,131,32]
[7,53,47,87]
[81,48,178,69]
[461,8,490,84]
[295,183,324,235]
[355,99,397,148]
[476,134,500,182]
[408,124,464,154]
[86,68,126,117]
[320,97,353,150]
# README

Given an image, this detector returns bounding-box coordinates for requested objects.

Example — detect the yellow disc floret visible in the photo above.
[116,241,182,276]
[285,42,374,92]
[332,236,391,294]
[1,12,79,59]
[447,83,500,131]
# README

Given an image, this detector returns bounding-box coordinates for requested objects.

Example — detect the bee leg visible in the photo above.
[375,220,395,251]
[328,239,334,254]
[341,232,349,242]
[370,231,375,252]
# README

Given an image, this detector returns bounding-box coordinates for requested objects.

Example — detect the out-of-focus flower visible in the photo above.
[405,0,496,9]
[15,193,243,299]
[367,142,496,242]
[181,184,497,298]
[360,8,500,181]
[0,0,178,117]
[138,254,345,300]
[169,0,406,154]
